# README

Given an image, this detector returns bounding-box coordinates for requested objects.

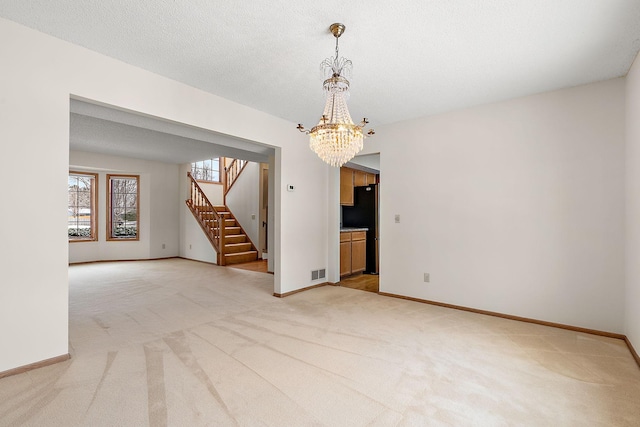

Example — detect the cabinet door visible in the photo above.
[351,238,366,274]
[340,241,352,276]
[340,168,354,205]
[365,172,377,185]
[354,170,367,187]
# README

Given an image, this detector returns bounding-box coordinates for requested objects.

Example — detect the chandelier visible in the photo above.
[297,23,374,167]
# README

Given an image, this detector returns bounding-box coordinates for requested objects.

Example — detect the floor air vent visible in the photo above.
[311,269,326,281]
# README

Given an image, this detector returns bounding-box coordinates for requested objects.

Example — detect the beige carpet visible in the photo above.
[1,258,639,426]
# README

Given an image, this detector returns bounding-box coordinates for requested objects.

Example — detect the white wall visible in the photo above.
[200,181,224,206]
[0,17,329,372]
[626,53,640,351]
[179,164,218,264]
[226,162,260,248]
[68,151,180,263]
[363,78,626,333]
[278,146,330,292]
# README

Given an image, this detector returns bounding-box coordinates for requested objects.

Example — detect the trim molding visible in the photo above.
[624,336,640,368]
[176,256,217,266]
[274,282,336,298]
[379,292,640,369]
[378,292,625,339]
[69,256,179,266]
[0,354,70,380]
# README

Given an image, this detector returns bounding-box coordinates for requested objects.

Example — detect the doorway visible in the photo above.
[339,153,381,293]
[69,97,278,281]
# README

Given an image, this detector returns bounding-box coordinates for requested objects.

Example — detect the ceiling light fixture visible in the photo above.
[297,23,374,167]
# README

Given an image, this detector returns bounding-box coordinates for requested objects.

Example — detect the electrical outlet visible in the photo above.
[395,214,400,223]
[424,273,430,283]
[189,244,192,250]
[162,243,166,249]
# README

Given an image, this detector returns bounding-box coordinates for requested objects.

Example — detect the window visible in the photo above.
[68,172,98,241]
[191,158,221,183]
[107,174,139,240]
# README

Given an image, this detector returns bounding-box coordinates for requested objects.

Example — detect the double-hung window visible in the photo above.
[68,172,98,241]
[107,174,139,240]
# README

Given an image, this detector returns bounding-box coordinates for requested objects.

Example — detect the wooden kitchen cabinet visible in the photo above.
[340,167,354,205]
[353,169,377,187]
[354,170,367,187]
[340,231,366,277]
[341,167,379,205]
[340,241,352,276]
[365,172,377,185]
[350,231,366,274]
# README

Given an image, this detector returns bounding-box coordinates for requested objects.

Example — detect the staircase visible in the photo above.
[186,171,258,266]
[211,205,259,265]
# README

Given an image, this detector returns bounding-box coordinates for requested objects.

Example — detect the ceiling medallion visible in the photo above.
[297,23,374,167]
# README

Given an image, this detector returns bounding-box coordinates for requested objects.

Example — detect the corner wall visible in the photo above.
[626,53,640,352]
[364,78,626,333]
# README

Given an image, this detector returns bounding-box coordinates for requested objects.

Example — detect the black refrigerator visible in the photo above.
[342,184,379,274]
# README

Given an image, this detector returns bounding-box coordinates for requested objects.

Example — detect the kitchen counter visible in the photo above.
[340,227,369,232]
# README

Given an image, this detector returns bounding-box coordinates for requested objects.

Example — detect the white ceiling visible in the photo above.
[69,100,273,164]
[3,1,640,149]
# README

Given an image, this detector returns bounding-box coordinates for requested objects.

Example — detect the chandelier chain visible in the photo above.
[334,37,340,73]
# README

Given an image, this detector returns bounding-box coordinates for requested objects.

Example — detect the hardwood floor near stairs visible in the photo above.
[339,273,379,293]
[212,205,259,265]
[227,259,270,274]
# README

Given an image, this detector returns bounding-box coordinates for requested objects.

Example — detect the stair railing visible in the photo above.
[186,171,226,265]
[224,159,248,202]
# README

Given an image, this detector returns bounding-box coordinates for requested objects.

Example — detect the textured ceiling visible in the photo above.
[2,1,640,129]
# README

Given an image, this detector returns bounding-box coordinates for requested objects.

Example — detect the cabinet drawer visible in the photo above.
[351,231,366,241]
[340,232,352,242]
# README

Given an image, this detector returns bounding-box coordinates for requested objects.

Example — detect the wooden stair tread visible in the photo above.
[224,250,258,265]
[219,227,241,234]
[224,234,247,244]
[224,242,252,253]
